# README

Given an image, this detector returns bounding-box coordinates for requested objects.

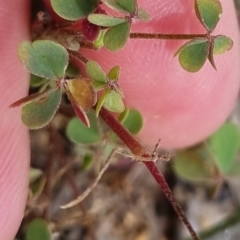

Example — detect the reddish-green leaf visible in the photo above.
[67,78,96,112]
[21,90,61,129]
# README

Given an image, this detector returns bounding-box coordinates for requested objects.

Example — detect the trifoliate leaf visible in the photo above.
[213,35,233,55]
[18,40,69,80]
[195,0,222,32]
[115,0,136,14]
[104,90,125,113]
[208,123,240,174]
[88,14,127,27]
[67,113,101,144]
[51,0,97,20]
[104,22,131,51]
[175,39,209,72]
[21,90,61,129]
[86,60,107,83]
[67,78,96,112]
[26,219,52,240]
[107,66,120,80]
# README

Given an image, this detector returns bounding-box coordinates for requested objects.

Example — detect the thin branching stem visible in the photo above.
[61,148,117,209]
[98,107,200,240]
[130,32,208,40]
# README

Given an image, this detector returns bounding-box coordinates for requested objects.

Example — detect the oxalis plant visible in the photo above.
[11,0,234,240]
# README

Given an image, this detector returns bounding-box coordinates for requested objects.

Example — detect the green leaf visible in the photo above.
[213,35,233,55]
[107,66,120,80]
[137,8,151,21]
[93,29,106,49]
[29,168,43,183]
[101,0,129,13]
[173,145,216,181]
[65,64,80,78]
[115,0,136,13]
[96,89,111,116]
[83,154,94,170]
[208,123,240,174]
[104,90,125,113]
[26,218,52,240]
[19,40,69,80]
[225,160,240,178]
[195,0,222,32]
[104,22,131,51]
[30,75,48,88]
[21,90,61,129]
[30,175,46,198]
[176,39,209,72]
[88,14,127,27]
[122,109,143,134]
[67,113,101,144]
[118,108,130,123]
[51,0,97,20]
[86,60,107,83]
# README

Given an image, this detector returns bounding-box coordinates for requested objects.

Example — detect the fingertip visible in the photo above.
[0,0,30,239]
[80,0,240,149]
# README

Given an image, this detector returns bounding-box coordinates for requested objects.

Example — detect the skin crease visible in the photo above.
[0,0,239,239]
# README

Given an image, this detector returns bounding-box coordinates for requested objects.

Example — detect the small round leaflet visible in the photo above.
[67,113,101,144]
[51,0,97,21]
[213,35,233,55]
[104,22,131,51]
[21,90,61,129]
[195,0,222,32]
[26,218,52,240]
[18,40,69,80]
[176,39,209,72]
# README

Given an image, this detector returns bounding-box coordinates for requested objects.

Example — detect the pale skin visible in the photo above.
[0,0,239,239]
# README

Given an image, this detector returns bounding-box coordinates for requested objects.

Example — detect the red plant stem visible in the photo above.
[98,107,200,240]
[144,161,199,240]
[130,32,208,40]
